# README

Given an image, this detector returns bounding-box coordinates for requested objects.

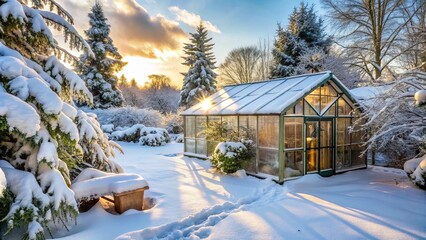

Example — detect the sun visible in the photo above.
[201,98,213,110]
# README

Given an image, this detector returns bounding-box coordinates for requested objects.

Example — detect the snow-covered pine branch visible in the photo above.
[38,9,94,58]
[0,0,93,62]
[0,1,123,238]
[75,110,123,176]
[0,161,50,239]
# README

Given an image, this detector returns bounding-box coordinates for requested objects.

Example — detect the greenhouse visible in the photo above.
[181,71,366,182]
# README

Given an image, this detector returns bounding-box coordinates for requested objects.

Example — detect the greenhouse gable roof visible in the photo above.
[182,71,355,115]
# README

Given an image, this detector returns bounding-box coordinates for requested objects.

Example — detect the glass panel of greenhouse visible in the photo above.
[258,115,279,175]
[182,72,366,182]
[206,116,221,156]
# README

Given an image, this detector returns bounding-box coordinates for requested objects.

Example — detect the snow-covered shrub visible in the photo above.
[404,156,426,189]
[170,134,184,143]
[101,124,115,133]
[111,124,146,142]
[211,141,254,174]
[111,125,170,146]
[139,127,170,146]
[85,107,162,128]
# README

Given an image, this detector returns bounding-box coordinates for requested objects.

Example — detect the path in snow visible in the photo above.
[115,179,285,240]
[116,165,426,240]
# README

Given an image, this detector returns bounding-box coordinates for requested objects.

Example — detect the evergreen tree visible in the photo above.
[79,1,126,108]
[0,1,122,238]
[118,74,128,87]
[270,3,331,78]
[179,23,217,109]
[130,78,138,87]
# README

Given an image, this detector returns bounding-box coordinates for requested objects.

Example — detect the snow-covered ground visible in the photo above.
[59,142,426,240]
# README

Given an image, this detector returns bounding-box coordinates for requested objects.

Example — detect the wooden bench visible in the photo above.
[101,186,149,214]
[72,168,149,214]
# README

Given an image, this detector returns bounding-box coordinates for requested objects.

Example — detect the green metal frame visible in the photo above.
[304,117,335,177]
[278,74,367,182]
[278,114,285,181]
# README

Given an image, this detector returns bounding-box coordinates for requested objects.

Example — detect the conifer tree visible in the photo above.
[79,1,125,108]
[179,23,217,109]
[118,74,128,87]
[270,3,331,78]
[0,1,122,238]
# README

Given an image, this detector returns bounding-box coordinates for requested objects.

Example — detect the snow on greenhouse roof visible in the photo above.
[182,71,344,115]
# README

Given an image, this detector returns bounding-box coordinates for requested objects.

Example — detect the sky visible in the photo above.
[58,0,323,87]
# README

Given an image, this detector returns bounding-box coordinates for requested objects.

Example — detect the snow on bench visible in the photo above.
[71,168,149,213]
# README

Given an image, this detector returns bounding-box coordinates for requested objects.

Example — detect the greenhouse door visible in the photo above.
[305,118,334,177]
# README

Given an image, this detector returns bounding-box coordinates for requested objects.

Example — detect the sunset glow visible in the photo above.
[118,52,185,87]
[118,56,163,86]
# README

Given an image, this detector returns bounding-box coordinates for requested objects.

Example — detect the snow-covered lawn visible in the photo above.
[59,142,426,240]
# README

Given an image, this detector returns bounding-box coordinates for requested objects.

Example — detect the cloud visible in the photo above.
[169,6,221,33]
[58,0,187,58]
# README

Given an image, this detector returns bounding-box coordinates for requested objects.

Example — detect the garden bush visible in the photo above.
[170,134,184,143]
[211,141,254,174]
[111,125,170,146]
[139,127,171,146]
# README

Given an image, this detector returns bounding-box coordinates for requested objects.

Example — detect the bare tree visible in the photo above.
[399,0,426,71]
[321,0,423,82]
[323,46,365,88]
[217,40,273,87]
[218,46,262,86]
[356,71,426,167]
[120,76,180,114]
[121,79,143,107]
[256,38,272,81]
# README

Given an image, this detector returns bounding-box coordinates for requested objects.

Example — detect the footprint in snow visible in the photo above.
[160,153,181,157]
[115,180,283,240]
